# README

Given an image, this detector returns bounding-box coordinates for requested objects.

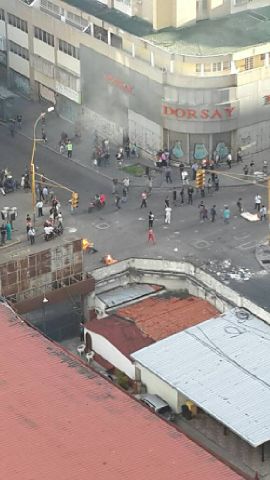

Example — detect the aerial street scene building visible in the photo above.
[1,0,270,479]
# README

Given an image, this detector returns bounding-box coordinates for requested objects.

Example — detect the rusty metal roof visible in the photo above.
[0,302,243,480]
[117,296,219,340]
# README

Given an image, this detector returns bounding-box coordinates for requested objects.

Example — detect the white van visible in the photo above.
[138,393,174,420]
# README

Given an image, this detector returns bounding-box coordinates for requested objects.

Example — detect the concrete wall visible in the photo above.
[138,363,180,411]
[89,258,270,325]
[84,327,135,378]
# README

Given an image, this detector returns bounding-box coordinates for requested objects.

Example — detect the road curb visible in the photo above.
[0,239,22,249]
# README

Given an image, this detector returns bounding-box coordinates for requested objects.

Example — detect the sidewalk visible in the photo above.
[8,95,270,191]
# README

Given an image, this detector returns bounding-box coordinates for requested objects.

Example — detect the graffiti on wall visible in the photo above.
[172,141,184,159]
[193,143,208,161]
[215,142,229,160]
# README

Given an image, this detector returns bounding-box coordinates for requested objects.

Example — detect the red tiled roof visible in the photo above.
[117,296,219,341]
[0,303,243,480]
[85,315,154,358]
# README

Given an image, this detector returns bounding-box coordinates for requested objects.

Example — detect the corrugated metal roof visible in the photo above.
[0,303,243,480]
[98,284,160,308]
[132,308,270,447]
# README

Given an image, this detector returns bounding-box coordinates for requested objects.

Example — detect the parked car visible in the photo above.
[136,393,175,421]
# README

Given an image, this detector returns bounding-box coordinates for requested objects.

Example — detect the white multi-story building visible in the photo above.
[1,0,270,160]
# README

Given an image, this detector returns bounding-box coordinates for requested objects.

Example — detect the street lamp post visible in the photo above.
[42,295,49,335]
[30,106,54,224]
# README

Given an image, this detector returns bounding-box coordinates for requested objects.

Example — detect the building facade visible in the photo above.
[1,0,270,161]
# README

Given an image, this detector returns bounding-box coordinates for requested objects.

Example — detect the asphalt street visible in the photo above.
[1,125,270,310]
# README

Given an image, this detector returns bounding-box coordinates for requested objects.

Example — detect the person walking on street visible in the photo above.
[191,162,198,181]
[259,205,267,221]
[227,152,232,169]
[164,196,170,208]
[115,193,121,209]
[223,205,231,224]
[112,178,118,194]
[207,178,213,194]
[210,205,216,222]
[6,222,12,241]
[254,194,262,212]
[123,177,130,192]
[237,148,242,163]
[147,176,153,195]
[214,175,219,191]
[1,223,6,245]
[173,189,177,206]
[250,160,255,175]
[237,198,243,214]
[180,187,185,205]
[199,201,205,221]
[140,191,147,208]
[202,206,208,222]
[165,206,172,224]
[179,162,184,178]
[181,170,189,185]
[165,166,172,184]
[28,227,35,245]
[36,200,44,217]
[188,186,194,205]
[148,228,156,244]
[42,186,48,203]
[243,165,249,176]
[67,140,73,158]
[148,211,154,229]
[26,215,32,240]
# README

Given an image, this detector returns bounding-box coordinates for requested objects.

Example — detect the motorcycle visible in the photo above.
[88,195,106,213]
[44,225,63,241]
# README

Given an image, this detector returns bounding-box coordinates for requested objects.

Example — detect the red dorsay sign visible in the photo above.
[105,74,134,94]
[162,104,236,121]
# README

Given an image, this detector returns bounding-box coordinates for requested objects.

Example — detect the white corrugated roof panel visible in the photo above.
[131,308,270,447]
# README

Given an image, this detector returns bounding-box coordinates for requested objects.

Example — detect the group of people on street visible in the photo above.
[0,221,12,246]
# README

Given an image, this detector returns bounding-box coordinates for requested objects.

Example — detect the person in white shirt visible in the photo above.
[165,206,172,224]
[36,200,43,217]
[254,194,262,211]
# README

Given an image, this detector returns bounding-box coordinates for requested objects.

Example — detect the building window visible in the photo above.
[223,61,230,71]
[8,14,28,33]
[0,9,5,21]
[212,62,222,72]
[66,11,88,29]
[93,25,108,43]
[244,57,254,70]
[58,39,80,59]
[56,66,79,90]
[204,63,211,73]
[33,55,55,78]
[111,33,122,49]
[40,0,64,17]
[34,27,54,47]
[9,40,29,60]
[195,64,201,73]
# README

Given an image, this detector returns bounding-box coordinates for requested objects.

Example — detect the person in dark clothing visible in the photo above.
[210,205,216,222]
[164,196,170,208]
[180,187,184,205]
[188,186,194,205]
[1,223,6,245]
[173,189,177,206]
[148,211,154,229]
[214,175,219,191]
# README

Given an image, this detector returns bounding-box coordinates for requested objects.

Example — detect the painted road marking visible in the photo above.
[237,241,258,251]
